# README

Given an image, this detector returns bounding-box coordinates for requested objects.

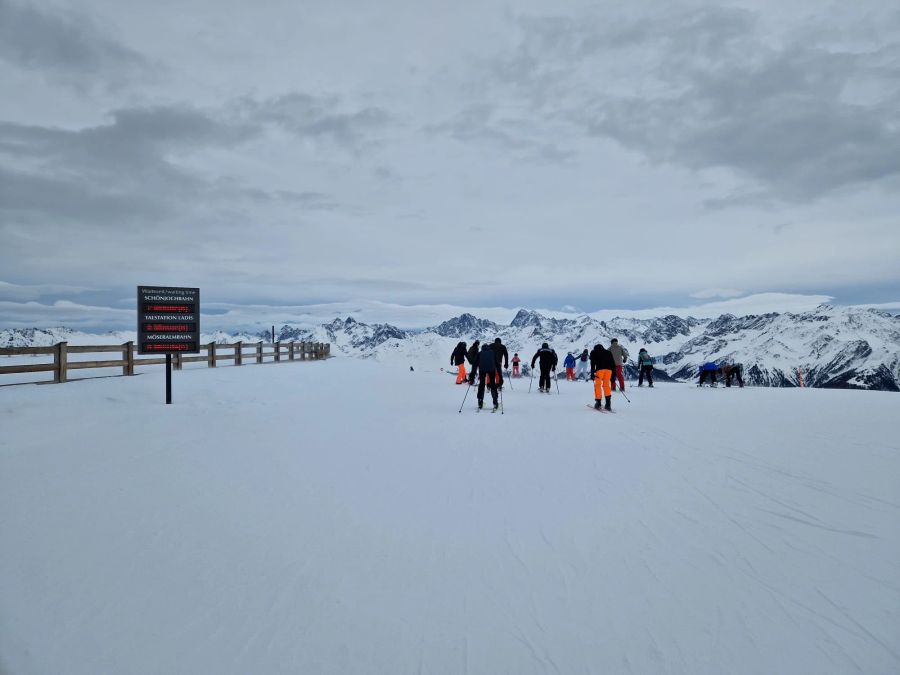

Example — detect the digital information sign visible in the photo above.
[137,286,200,355]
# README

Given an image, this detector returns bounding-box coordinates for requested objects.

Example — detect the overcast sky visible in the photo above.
[1,0,899,330]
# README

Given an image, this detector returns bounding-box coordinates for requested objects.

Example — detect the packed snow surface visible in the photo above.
[1,359,898,674]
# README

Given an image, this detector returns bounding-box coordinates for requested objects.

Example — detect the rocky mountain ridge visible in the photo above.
[3,305,898,390]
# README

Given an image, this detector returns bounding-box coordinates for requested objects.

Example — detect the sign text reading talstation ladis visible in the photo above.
[137,286,200,355]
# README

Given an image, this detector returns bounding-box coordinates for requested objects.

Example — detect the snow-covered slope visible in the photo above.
[3,305,898,390]
[1,360,898,674]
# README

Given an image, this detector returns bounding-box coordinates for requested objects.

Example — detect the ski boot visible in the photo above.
[604,396,612,411]
[477,400,483,409]
[594,399,602,410]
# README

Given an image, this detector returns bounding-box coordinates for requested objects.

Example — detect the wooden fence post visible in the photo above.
[275,342,281,362]
[235,341,242,366]
[123,341,134,376]
[208,342,216,367]
[54,341,68,383]
[175,353,182,371]
[325,343,330,357]
[289,341,295,361]
[257,341,263,364]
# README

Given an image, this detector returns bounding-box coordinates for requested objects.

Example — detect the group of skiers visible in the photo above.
[450,338,661,412]
[698,361,744,387]
[451,338,746,411]
[450,338,509,410]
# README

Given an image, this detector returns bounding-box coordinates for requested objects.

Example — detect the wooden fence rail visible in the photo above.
[0,341,331,385]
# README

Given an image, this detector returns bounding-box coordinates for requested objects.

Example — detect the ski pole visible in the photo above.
[505,368,513,391]
[555,369,560,394]
[618,387,631,403]
[499,384,504,415]
[528,366,535,393]
[458,380,473,413]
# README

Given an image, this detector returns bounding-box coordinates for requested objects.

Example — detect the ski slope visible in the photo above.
[1,359,898,674]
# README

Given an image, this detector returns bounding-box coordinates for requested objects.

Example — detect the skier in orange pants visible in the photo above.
[450,341,467,384]
[589,343,616,411]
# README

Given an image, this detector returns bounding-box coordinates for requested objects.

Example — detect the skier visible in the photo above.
[563,352,577,381]
[608,338,629,391]
[491,337,509,390]
[590,343,615,411]
[473,342,500,410]
[575,348,589,380]
[450,341,468,385]
[465,340,480,385]
[723,362,744,388]
[637,348,654,387]
[511,353,521,377]
[698,361,718,387]
[531,343,558,393]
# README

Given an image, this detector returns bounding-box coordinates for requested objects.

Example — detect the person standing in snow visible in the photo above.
[590,343,615,411]
[531,343,558,393]
[698,361,718,386]
[465,340,480,385]
[564,352,577,381]
[473,342,500,410]
[491,337,509,390]
[575,348,589,381]
[637,348,654,387]
[450,341,468,385]
[608,338,629,391]
[512,353,521,377]
[723,362,744,388]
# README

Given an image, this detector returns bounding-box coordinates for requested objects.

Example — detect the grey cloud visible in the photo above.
[0,280,97,302]
[0,165,170,224]
[0,0,156,89]
[426,103,572,163]
[240,92,393,151]
[0,105,341,226]
[492,6,900,201]
[236,185,341,211]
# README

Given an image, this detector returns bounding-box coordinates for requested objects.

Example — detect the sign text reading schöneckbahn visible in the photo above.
[137,286,200,355]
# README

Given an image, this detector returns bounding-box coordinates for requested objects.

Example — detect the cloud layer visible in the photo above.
[0,0,898,328]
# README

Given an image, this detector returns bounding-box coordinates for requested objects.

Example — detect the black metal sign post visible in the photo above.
[137,286,200,404]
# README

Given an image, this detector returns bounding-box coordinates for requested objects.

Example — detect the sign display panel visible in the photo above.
[137,286,200,355]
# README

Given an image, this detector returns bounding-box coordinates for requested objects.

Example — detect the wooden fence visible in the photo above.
[0,341,331,385]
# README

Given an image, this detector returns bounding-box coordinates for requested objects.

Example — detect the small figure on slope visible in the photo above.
[531,343,558,393]
[564,352,577,381]
[590,343,615,411]
[473,342,500,410]
[465,340,480,385]
[491,338,509,390]
[637,348,654,387]
[698,361,718,387]
[511,353,521,377]
[450,341,468,385]
[723,361,744,388]
[608,338,629,391]
[575,348,589,381]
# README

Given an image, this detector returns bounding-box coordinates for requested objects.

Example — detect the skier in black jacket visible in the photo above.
[589,343,616,410]
[474,343,500,410]
[465,340,480,385]
[531,343,558,392]
[450,341,468,384]
[491,338,509,390]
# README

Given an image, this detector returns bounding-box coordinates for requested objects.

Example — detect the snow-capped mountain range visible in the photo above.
[2,305,899,390]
